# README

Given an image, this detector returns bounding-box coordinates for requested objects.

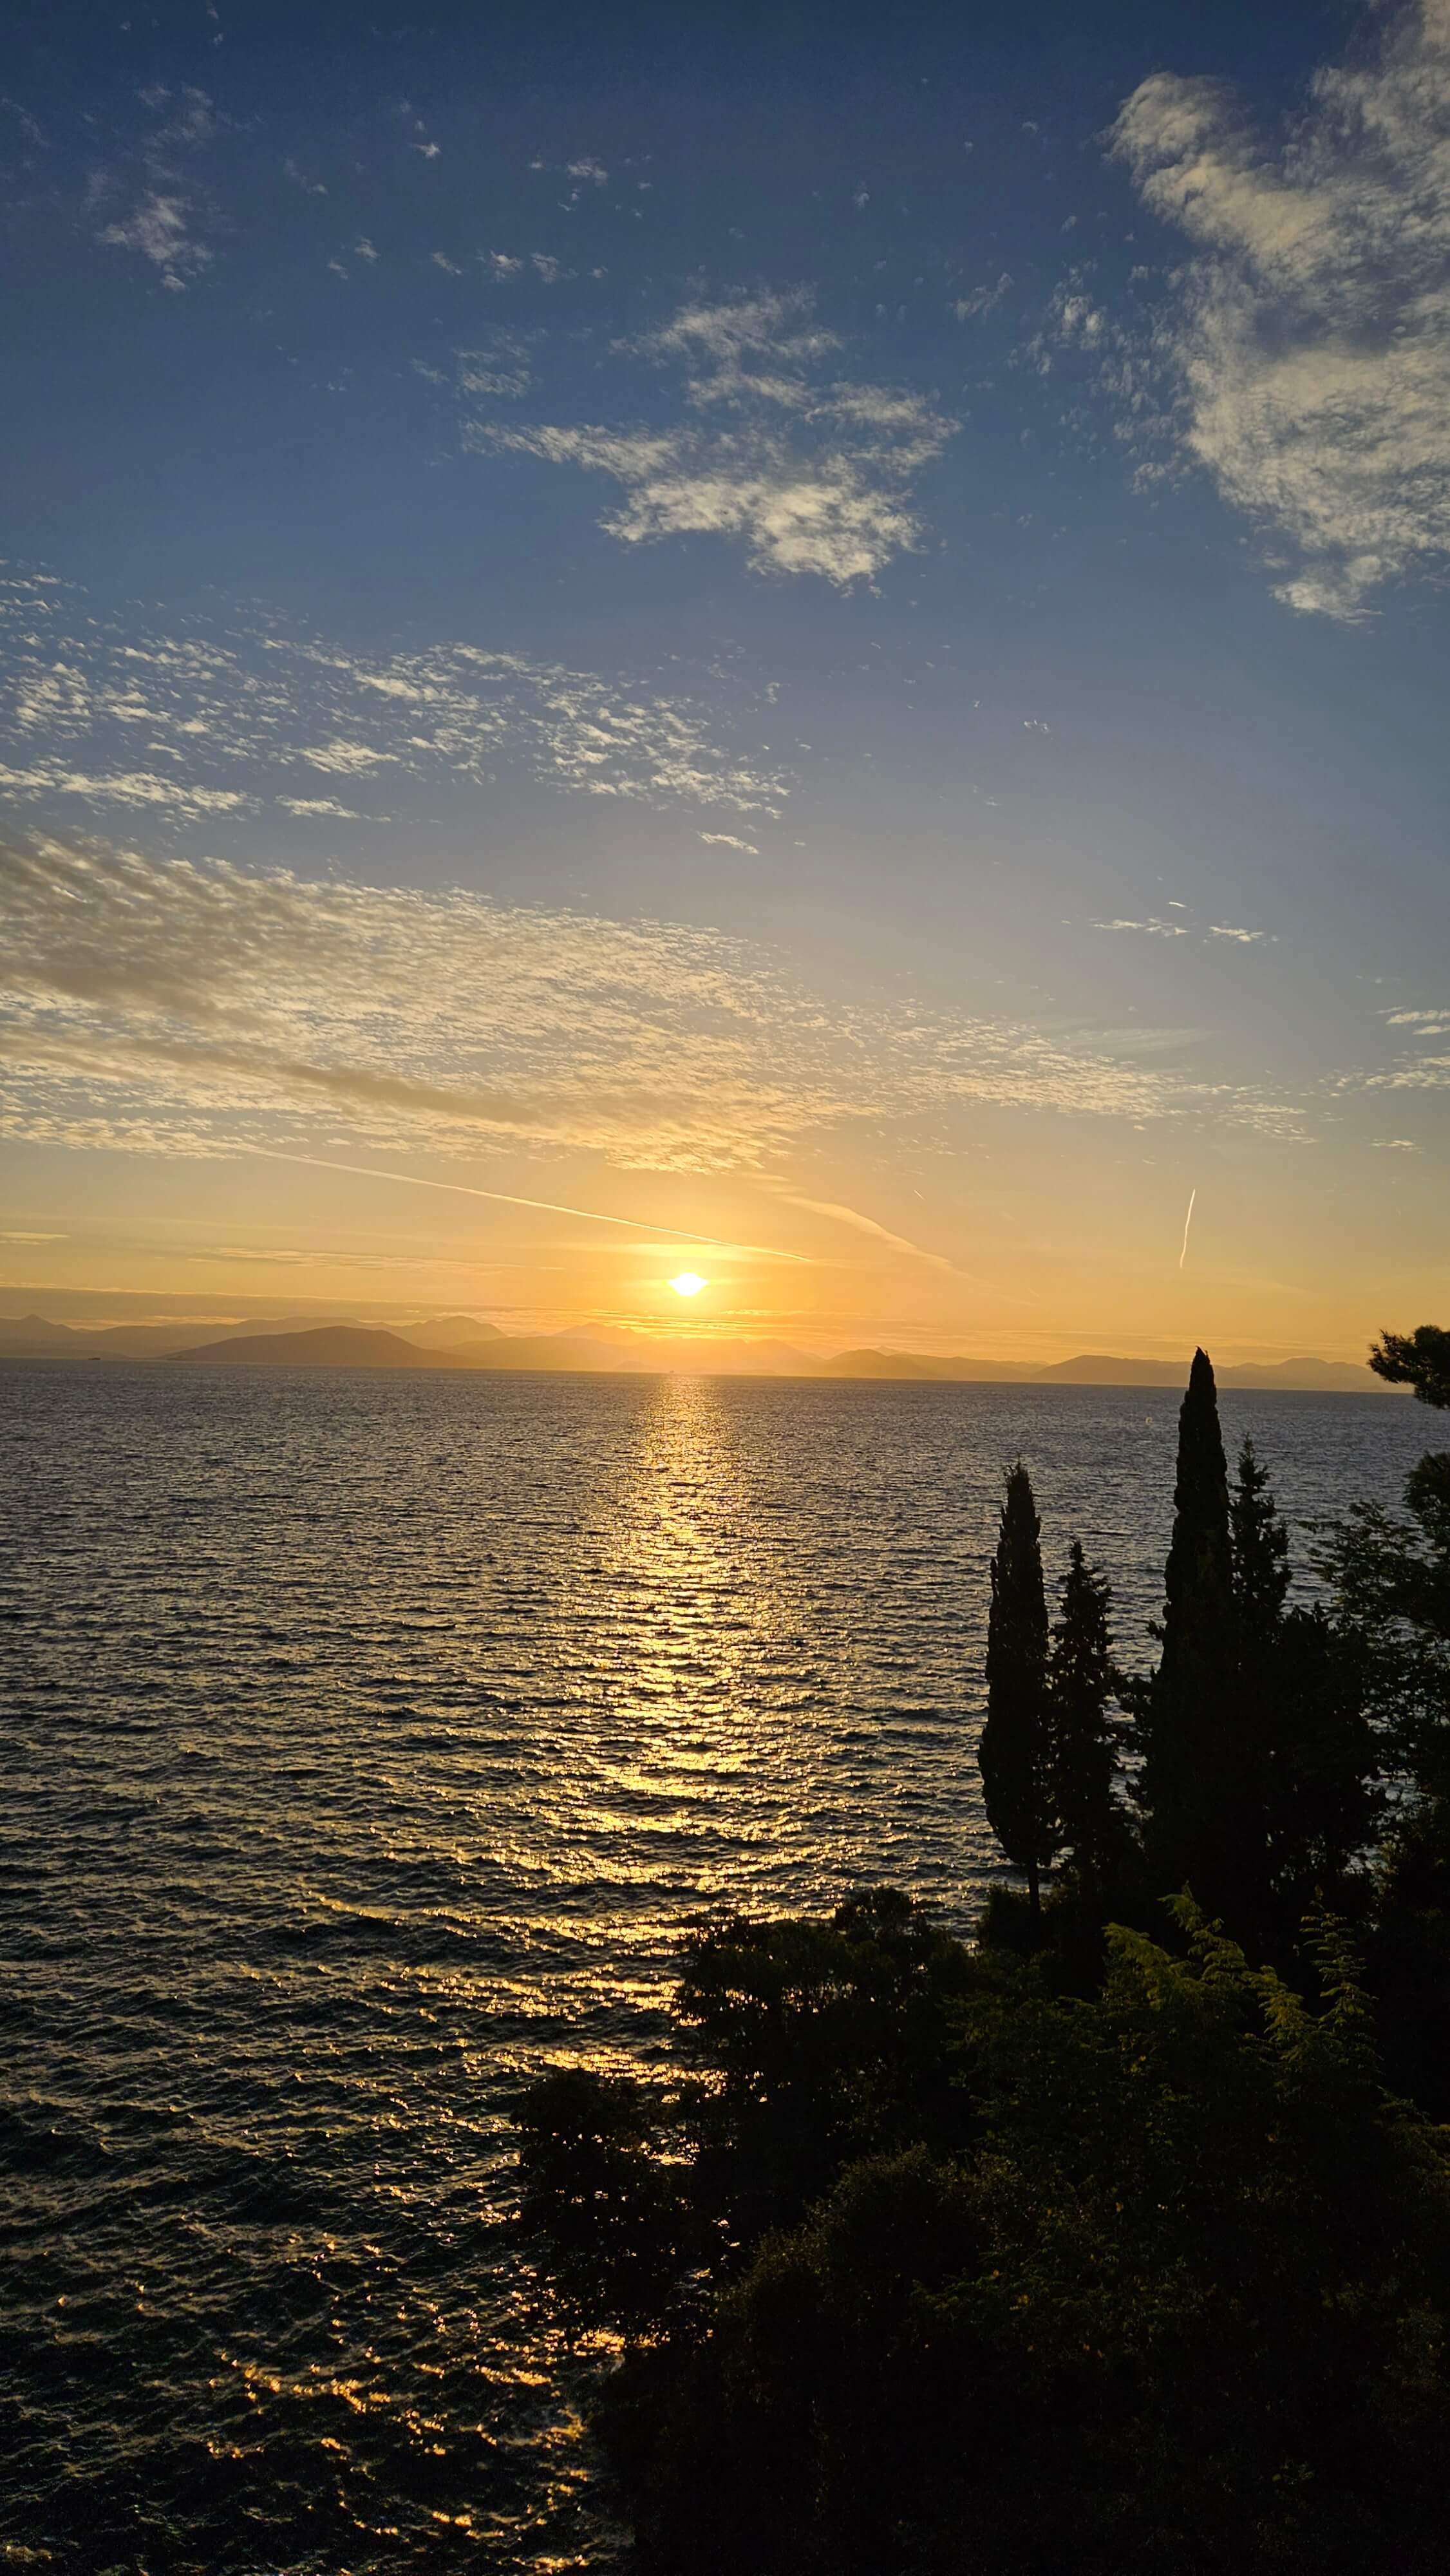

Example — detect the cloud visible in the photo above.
[475,288,956,582]
[1092,917,1190,939]
[98,191,212,289]
[0,835,1225,1185]
[955,276,1012,321]
[1208,923,1266,943]
[1370,1056,1450,1091]
[456,337,531,399]
[0,759,247,815]
[699,831,759,855]
[1111,0,1450,616]
[757,1182,957,1273]
[0,569,786,823]
[1366,1003,1450,1090]
[91,85,218,290]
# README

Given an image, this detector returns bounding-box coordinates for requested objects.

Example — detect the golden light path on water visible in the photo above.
[0,1363,1431,2570]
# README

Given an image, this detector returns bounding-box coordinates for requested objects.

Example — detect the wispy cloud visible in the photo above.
[0,835,1212,1183]
[955,274,1012,322]
[1365,1003,1450,1092]
[1384,1006,1450,1033]
[455,336,532,399]
[1092,916,1190,939]
[1111,0,1450,617]
[474,287,955,582]
[0,569,786,824]
[91,84,218,290]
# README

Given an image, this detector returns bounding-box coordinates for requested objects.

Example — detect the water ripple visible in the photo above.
[0,1363,1428,2568]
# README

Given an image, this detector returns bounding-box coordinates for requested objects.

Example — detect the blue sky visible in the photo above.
[2,0,1447,1358]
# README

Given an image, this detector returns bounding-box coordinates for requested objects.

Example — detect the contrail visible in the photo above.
[242,1146,813,1262]
[1179,1186,1197,1271]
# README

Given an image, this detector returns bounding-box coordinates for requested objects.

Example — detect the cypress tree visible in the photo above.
[1135,1349,1238,1913]
[1233,1435,1377,1942]
[1231,1436,1290,1658]
[979,1463,1054,1919]
[1049,1541,1118,1899]
[1225,1435,1290,1945]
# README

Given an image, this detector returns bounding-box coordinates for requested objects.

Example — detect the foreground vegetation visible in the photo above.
[516,1327,1450,2573]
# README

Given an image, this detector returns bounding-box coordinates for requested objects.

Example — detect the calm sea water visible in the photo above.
[0,1364,1434,2572]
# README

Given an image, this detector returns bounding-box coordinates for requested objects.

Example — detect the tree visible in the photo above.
[979,1463,1054,1920]
[1370,1323,1450,1411]
[518,1897,1450,2576]
[1230,1435,1290,1654]
[1048,1540,1118,1898]
[1218,1432,1376,1953]
[1323,1324,1450,2107]
[1133,1349,1239,1916]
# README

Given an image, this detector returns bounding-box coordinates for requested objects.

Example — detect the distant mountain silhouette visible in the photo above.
[820,1348,1028,1381]
[1,1309,1404,1390]
[400,1314,505,1348]
[1036,1354,1392,1394]
[0,1314,80,1351]
[164,1325,466,1369]
[0,1312,341,1359]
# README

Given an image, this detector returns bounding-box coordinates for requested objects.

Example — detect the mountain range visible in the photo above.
[0,1311,1400,1394]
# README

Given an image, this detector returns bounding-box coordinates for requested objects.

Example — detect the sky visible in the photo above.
[2,0,1449,1361]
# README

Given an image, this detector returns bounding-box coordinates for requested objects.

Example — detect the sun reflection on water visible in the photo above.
[5,1365,1427,2573]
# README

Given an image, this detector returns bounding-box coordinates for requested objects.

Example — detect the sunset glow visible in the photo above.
[1,0,1447,1370]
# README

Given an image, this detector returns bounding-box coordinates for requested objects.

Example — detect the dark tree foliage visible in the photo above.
[1321,1322,1450,2109]
[1369,1323,1450,1410]
[1133,1349,1239,1915]
[1365,1796,1450,2119]
[1223,1438,1378,1954]
[515,2067,701,2334]
[1263,1607,1379,1937]
[1324,1447,1450,1788]
[979,1463,1053,1917]
[514,1325,1450,2570]
[673,1885,979,2241]
[1047,1540,1117,1895]
[518,1897,1450,2576]
[1230,1434,1290,1651]
[514,1889,981,2336]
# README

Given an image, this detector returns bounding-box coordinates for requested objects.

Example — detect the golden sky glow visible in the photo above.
[3,0,1450,1365]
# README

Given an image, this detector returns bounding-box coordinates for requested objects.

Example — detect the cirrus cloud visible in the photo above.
[0,569,786,824]
[1111,0,1450,618]
[0,833,1224,1183]
[473,288,956,583]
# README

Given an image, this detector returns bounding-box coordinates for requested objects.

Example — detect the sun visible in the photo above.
[668,1272,708,1298]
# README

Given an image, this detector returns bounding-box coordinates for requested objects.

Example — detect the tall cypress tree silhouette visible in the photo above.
[1049,1540,1118,1902]
[1231,1436,1290,1654]
[1135,1349,1237,1912]
[1221,1435,1290,1944]
[980,1462,1054,1919]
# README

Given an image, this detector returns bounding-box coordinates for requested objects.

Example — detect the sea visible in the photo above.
[0,1363,1435,2573]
